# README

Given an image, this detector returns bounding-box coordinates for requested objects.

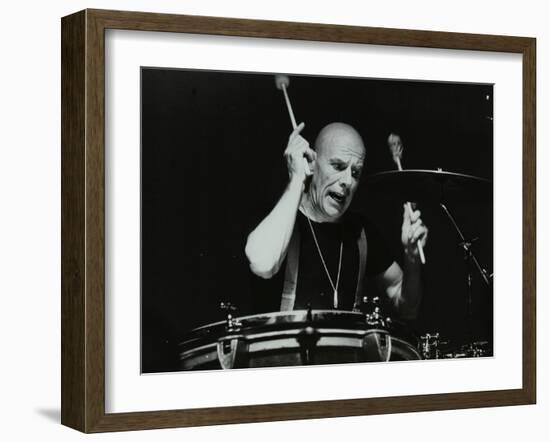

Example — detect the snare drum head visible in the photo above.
[179,310,420,370]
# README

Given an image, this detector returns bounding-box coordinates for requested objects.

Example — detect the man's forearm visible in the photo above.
[399,257,422,320]
[245,178,304,278]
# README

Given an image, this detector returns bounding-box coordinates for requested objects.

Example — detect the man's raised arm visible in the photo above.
[376,204,428,320]
[245,123,316,279]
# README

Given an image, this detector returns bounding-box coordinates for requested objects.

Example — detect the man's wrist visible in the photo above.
[288,175,305,193]
[404,248,421,266]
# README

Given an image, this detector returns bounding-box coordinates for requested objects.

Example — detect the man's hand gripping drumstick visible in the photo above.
[244,76,315,279]
[388,133,427,264]
[275,75,312,178]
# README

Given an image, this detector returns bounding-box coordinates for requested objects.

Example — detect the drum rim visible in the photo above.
[187,309,368,332]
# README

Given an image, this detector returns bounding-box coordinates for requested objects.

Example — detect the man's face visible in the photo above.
[310,124,365,222]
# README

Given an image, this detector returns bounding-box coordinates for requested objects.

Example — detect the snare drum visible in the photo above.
[178,310,420,370]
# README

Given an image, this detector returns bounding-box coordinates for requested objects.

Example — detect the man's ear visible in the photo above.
[308,150,317,171]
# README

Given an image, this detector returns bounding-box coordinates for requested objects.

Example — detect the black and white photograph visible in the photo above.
[140,68,494,373]
[1,0,543,438]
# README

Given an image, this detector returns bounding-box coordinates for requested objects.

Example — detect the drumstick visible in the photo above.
[388,134,426,264]
[275,74,311,175]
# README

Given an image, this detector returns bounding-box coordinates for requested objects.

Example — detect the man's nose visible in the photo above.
[340,167,352,187]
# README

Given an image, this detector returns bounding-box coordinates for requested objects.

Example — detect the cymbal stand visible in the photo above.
[439,203,491,342]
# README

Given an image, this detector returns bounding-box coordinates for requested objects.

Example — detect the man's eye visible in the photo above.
[352,170,362,179]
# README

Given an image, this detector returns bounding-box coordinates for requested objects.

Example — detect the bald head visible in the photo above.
[303,122,365,223]
[314,122,365,159]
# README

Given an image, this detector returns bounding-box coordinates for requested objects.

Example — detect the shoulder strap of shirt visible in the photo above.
[280,225,301,311]
[353,227,368,311]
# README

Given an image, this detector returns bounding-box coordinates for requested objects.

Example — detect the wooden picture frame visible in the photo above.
[61,8,536,433]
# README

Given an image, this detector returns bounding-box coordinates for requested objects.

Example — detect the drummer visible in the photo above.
[245,122,428,319]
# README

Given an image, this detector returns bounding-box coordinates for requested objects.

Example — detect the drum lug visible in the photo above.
[419,332,441,359]
[363,297,386,327]
[220,301,242,331]
[217,335,248,369]
[297,326,320,365]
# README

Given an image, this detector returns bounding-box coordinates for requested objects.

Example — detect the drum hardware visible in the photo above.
[419,332,450,360]
[455,341,489,358]
[439,203,491,345]
[418,335,491,360]
[359,297,394,362]
[464,341,490,358]
[296,305,321,365]
[216,302,247,369]
[440,204,490,288]
[419,334,492,360]
[445,341,490,359]
[216,335,248,369]
[219,301,242,332]
[362,296,392,328]
[217,302,248,370]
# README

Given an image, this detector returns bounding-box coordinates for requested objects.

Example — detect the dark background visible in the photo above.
[141,68,493,373]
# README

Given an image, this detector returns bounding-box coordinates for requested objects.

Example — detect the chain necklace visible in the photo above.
[306,216,343,309]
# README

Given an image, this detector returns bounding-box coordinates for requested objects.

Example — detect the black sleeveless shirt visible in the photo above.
[250,211,394,313]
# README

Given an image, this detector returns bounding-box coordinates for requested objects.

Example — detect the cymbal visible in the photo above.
[363,169,492,204]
